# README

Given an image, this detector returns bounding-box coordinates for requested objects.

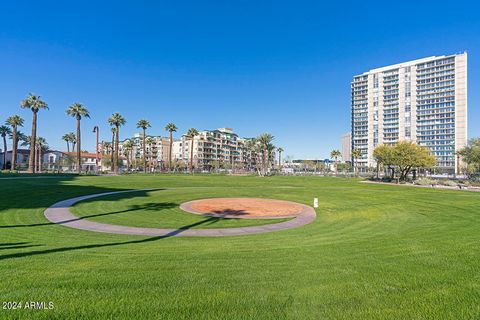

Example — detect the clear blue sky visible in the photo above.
[0,0,478,159]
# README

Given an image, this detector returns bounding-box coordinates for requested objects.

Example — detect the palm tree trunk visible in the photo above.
[169,132,173,173]
[111,132,115,173]
[11,126,17,171]
[190,138,194,174]
[76,117,81,174]
[2,135,7,170]
[262,146,266,176]
[28,111,37,173]
[143,129,147,174]
[66,141,70,153]
[37,146,41,173]
[115,126,119,174]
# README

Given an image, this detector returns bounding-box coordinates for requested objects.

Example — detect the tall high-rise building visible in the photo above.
[351,53,467,173]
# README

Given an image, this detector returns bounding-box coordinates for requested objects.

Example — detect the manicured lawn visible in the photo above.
[0,175,479,319]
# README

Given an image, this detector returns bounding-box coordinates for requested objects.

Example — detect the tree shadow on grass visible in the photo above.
[0,242,30,246]
[0,175,158,213]
[0,190,170,229]
[0,243,43,250]
[0,217,220,261]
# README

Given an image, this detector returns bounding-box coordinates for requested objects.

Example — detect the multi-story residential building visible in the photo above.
[100,133,170,169]
[341,133,351,163]
[173,128,258,171]
[351,53,467,173]
[99,128,269,172]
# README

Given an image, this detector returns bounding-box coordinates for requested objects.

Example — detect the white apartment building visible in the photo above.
[351,53,467,173]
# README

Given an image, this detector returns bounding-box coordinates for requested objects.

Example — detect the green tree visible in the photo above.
[66,103,90,174]
[186,128,198,174]
[457,138,480,176]
[136,119,151,173]
[391,141,436,181]
[165,123,177,172]
[373,144,394,178]
[6,115,24,171]
[20,93,48,173]
[0,125,12,170]
[373,141,436,181]
[108,113,126,174]
[336,162,352,173]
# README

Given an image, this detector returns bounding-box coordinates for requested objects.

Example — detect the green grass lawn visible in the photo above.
[0,174,479,319]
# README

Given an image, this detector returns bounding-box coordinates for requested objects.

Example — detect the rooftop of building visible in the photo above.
[353,52,466,77]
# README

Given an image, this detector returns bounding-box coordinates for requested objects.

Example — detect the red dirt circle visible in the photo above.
[180,198,305,219]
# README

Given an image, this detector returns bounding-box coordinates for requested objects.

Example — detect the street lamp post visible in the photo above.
[93,126,99,174]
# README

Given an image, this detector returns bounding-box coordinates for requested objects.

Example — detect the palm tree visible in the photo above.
[186,128,199,174]
[330,149,341,173]
[136,119,151,173]
[256,133,274,176]
[66,103,90,174]
[0,126,12,170]
[62,132,76,153]
[20,93,48,173]
[70,134,77,152]
[35,137,48,173]
[266,143,276,169]
[352,149,362,175]
[122,139,134,171]
[108,113,126,174]
[6,115,24,171]
[145,137,154,172]
[277,147,284,171]
[110,127,116,171]
[16,131,28,148]
[165,123,177,172]
[101,141,111,156]
[62,133,71,152]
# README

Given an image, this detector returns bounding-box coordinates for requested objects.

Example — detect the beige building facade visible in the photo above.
[173,128,257,170]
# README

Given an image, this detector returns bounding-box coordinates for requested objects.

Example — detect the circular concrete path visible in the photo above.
[44,189,316,237]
